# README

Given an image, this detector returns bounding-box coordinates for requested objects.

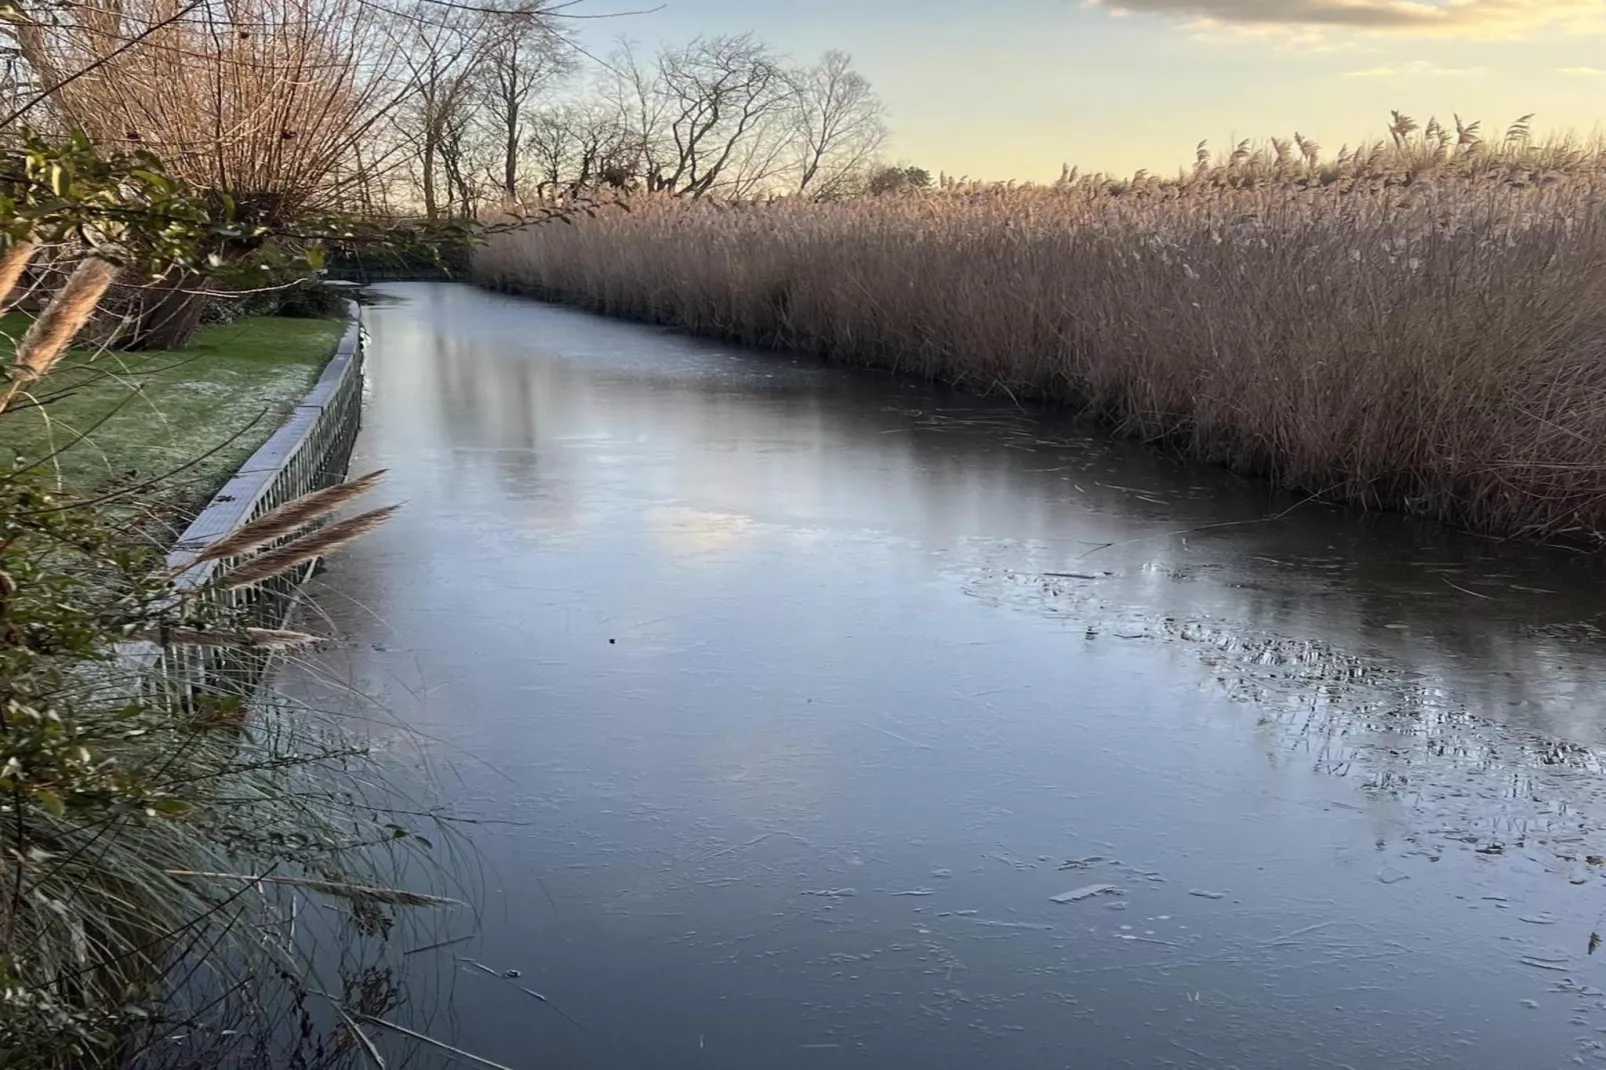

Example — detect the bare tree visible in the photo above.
[435,73,485,216]
[526,99,637,195]
[586,37,887,200]
[14,0,395,216]
[385,0,496,219]
[792,50,886,198]
[595,38,669,192]
[481,7,573,200]
[640,34,792,197]
[10,0,399,345]
[525,105,574,194]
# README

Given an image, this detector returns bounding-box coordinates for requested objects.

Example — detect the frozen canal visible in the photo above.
[296,282,1606,1069]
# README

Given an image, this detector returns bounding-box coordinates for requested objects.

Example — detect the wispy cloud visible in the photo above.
[1082,0,1606,38]
[1343,59,1488,75]
[1556,65,1606,75]
[1185,17,1371,47]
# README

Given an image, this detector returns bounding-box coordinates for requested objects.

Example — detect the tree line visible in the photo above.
[380,16,894,215]
[0,0,915,224]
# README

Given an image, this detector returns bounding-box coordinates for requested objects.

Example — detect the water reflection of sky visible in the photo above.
[285,283,1606,1070]
[407,282,1606,746]
[346,282,1606,868]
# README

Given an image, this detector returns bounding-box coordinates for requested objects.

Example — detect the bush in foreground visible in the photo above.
[0,458,419,1068]
[476,117,1606,543]
[0,138,435,1069]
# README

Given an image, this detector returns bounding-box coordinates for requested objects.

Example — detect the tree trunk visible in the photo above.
[115,270,210,351]
[422,140,438,221]
[504,113,519,200]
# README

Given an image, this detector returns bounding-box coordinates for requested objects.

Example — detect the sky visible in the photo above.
[571,0,1605,181]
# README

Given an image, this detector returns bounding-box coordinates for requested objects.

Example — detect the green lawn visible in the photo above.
[0,314,344,534]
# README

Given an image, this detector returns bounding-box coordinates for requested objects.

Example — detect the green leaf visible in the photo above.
[33,789,65,818]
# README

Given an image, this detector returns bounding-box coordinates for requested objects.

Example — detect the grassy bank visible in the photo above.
[475,128,1606,544]
[0,314,343,531]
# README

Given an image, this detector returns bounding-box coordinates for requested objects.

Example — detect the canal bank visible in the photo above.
[293,282,1606,1069]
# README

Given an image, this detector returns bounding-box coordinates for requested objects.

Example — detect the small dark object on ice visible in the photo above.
[1476,843,1505,855]
[503,969,522,978]
[1591,932,1602,956]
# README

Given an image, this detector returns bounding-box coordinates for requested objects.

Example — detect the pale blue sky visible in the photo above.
[574,0,1604,180]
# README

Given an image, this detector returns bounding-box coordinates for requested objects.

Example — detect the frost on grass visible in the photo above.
[0,315,339,518]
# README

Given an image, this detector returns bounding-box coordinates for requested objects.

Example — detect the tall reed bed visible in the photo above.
[475,124,1606,543]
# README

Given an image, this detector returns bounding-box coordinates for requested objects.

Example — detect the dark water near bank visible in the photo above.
[296,283,1606,1069]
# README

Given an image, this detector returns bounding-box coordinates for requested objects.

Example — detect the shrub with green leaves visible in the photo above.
[0,133,437,1068]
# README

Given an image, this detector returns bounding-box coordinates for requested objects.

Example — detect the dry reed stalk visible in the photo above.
[0,241,38,310]
[217,504,400,589]
[191,468,388,564]
[149,626,324,649]
[163,870,459,907]
[0,250,118,414]
[353,1016,518,1070]
[329,1002,389,1070]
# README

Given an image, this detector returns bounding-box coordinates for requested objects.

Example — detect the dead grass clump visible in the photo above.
[475,116,1606,543]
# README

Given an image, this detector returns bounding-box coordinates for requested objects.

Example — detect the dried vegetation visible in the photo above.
[478,113,1606,542]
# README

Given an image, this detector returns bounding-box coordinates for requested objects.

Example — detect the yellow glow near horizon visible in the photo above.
[576,0,1604,181]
